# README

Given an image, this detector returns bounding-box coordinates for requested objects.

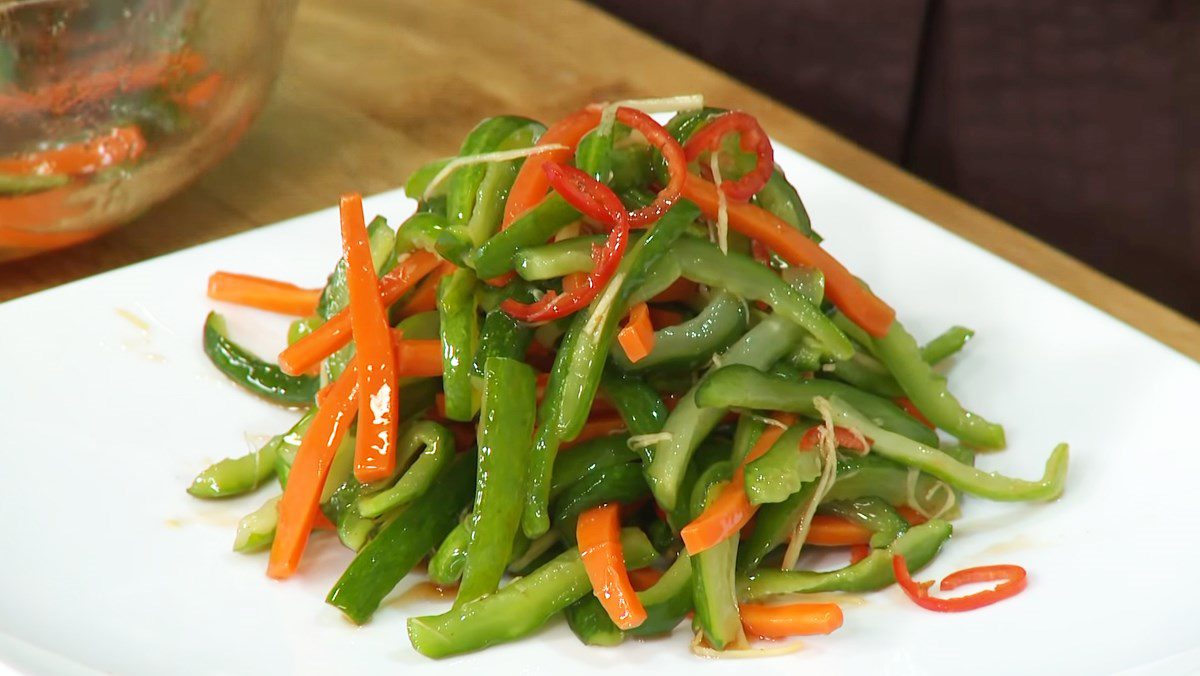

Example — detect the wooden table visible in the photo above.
[1,0,1196,359]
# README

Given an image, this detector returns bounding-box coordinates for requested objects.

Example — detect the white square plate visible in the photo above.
[2,143,1198,676]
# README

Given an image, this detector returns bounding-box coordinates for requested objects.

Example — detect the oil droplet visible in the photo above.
[164,518,184,528]
[388,581,457,607]
[978,534,1040,558]
[193,508,242,528]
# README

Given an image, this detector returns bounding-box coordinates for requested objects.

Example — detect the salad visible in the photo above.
[189,95,1069,658]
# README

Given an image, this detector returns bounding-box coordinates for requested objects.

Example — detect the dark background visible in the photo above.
[590,0,1200,319]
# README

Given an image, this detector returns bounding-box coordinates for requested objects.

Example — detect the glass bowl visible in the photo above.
[0,0,297,261]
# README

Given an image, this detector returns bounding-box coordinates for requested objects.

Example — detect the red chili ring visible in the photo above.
[683,110,775,201]
[892,555,1028,613]
[613,107,687,227]
[501,162,630,323]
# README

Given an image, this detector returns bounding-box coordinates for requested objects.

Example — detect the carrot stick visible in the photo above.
[805,515,873,547]
[340,194,399,483]
[680,413,798,554]
[396,260,456,316]
[562,271,588,293]
[0,183,90,233]
[391,331,443,378]
[739,602,843,638]
[0,50,205,116]
[207,271,321,316]
[486,106,603,287]
[176,72,222,110]
[0,223,104,249]
[277,251,440,375]
[617,302,655,363]
[681,174,895,337]
[576,504,647,630]
[268,364,359,579]
[807,500,927,547]
[502,107,602,227]
[565,416,627,447]
[628,567,664,592]
[0,125,145,176]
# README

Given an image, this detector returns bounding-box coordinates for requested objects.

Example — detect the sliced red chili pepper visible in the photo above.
[501,162,629,322]
[895,396,936,430]
[683,111,774,201]
[891,555,1028,612]
[613,107,687,227]
[849,543,871,565]
[500,105,685,231]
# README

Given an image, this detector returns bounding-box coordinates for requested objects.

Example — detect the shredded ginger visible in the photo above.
[582,271,626,337]
[781,396,841,568]
[709,153,729,254]
[627,432,673,450]
[421,144,568,201]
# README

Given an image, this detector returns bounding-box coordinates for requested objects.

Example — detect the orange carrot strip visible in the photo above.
[680,413,798,554]
[0,50,205,116]
[176,72,222,109]
[486,106,604,287]
[0,180,90,232]
[564,416,628,448]
[396,260,456,316]
[268,363,358,579]
[576,504,647,630]
[277,251,440,375]
[562,271,588,294]
[681,174,895,337]
[805,515,873,547]
[391,331,444,378]
[0,125,145,176]
[739,602,844,638]
[207,271,321,316]
[340,194,399,483]
[617,302,655,363]
[628,567,664,592]
[0,223,104,249]
[502,107,602,228]
[809,496,921,547]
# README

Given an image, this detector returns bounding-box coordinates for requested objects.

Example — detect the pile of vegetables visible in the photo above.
[190,95,1069,657]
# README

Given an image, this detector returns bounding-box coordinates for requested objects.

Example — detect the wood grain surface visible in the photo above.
[0,0,1195,359]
